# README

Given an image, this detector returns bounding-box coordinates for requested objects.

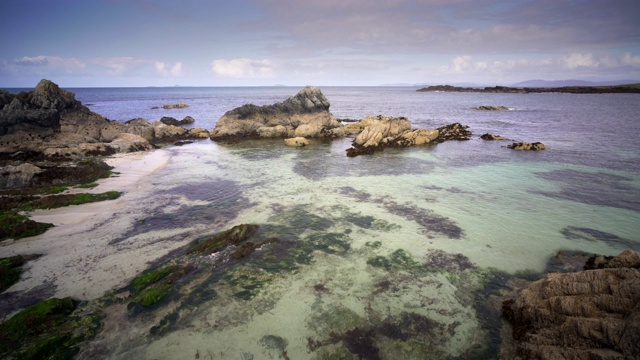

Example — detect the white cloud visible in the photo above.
[449,55,472,73]
[155,61,184,77]
[92,57,149,75]
[622,52,640,67]
[562,53,599,69]
[210,58,274,78]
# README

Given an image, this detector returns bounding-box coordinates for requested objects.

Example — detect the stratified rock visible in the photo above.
[353,116,411,147]
[501,250,640,359]
[474,105,509,111]
[210,86,343,141]
[284,137,309,147]
[480,133,509,141]
[507,142,546,150]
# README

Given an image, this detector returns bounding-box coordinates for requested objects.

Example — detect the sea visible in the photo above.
[8,86,640,358]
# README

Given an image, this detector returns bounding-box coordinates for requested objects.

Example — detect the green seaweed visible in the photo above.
[188,224,259,255]
[24,191,122,210]
[305,232,351,254]
[131,266,180,293]
[129,265,194,310]
[0,255,25,292]
[0,212,54,241]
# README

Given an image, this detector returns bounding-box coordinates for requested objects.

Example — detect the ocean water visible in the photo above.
[10,86,640,358]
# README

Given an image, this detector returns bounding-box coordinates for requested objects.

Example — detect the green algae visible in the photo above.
[0,212,54,241]
[366,249,419,272]
[25,191,122,210]
[132,265,180,293]
[187,224,259,255]
[0,297,102,359]
[128,265,194,310]
[0,255,26,292]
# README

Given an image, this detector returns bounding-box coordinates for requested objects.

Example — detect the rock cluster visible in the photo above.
[345,118,471,157]
[474,105,509,111]
[481,133,510,140]
[209,86,343,141]
[507,142,546,150]
[0,79,209,161]
[501,250,640,359]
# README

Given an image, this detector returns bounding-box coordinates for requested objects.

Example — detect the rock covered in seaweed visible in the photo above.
[209,86,343,141]
[507,142,546,150]
[501,249,640,359]
[480,133,509,141]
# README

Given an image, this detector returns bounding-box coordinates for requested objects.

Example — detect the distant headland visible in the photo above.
[417,84,640,94]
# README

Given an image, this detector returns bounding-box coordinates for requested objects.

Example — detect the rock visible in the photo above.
[436,122,472,141]
[474,105,509,111]
[394,128,439,146]
[152,122,187,139]
[181,116,195,124]
[210,86,342,141]
[162,102,189,109]
[284,137,309,147]
[507,142,546,150]
[501,250,640,359]
[0,163,43,189]
[110,133,152,153]
[480,133,509,140]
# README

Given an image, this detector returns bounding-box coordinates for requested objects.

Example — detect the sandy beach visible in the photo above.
[0,149,185,301]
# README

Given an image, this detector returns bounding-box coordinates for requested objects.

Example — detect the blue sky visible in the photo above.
[1,0,639,87]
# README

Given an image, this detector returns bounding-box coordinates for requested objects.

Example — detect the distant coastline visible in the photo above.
[417,84,640,94]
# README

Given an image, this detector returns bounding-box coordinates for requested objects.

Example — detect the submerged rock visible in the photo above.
[480,133,509,141]
[501,249,640,359]
[507,142,546,150]
[210,86,343,141]
[474,105,509,111]
[284,137,309,147]
[162,102,189,109]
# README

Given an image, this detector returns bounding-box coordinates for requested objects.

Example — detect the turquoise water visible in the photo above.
[5,86,640,358]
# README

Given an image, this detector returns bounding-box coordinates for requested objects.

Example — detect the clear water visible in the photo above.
[8,86,640,358]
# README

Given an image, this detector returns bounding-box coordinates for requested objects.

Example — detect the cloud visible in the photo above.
[155,61,184,77]
[210,58,274,78]
[13,56,85,72]
[92,57,148,75]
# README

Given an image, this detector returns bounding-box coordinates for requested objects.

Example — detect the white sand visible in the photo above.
[0,149,195,300]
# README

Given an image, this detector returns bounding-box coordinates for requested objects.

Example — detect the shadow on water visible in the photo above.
[534,169,640,212]
[109,179,253,244]
[560,226,640,252]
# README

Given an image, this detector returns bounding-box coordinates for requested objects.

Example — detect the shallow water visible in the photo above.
[3,87,640,358]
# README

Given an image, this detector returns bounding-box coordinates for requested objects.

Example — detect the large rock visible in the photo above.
[0,80,209,161]
[507,142,546,150]
[501,250,640,359]
[210,86,343,140]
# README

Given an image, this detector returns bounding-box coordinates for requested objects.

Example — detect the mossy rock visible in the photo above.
[0,297,82,358]
[0,212,53,241]
[188,224,259,255]
[0,255,25,292]
[128,265,194,311]
[131,265,180,293]
[305,232,351,254]
[24,191,122,210]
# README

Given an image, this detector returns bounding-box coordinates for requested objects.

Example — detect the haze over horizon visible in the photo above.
[1,0,639,88]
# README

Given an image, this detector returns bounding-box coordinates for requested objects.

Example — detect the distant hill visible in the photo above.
[511,79,640,87]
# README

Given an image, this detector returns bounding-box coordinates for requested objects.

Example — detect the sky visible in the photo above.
[1,0,639,87]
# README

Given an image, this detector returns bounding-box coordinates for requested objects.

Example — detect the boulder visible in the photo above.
[0,163,43,189]
[501,250,640,359]
[507,142,546,150]
[284,137,309,147]
[353,115,411,148]
[436,122,472,141]
[480,133,509,141]
[210,86,342,141]
[159,116,195,127]
[181,116,195,124]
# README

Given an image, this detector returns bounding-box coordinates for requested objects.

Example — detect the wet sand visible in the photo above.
[0,149,184,300]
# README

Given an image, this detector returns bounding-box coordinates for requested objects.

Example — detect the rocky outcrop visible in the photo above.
[209,86,343,141]
[481,133,510,140]
[0,80,210,161]
[159,116,195,126]
[507,142,546,150]
[345,118,471,157]
[501,250,640,359]
[162,102,189,109]
[417,84,640,94]
[284,137,309,147]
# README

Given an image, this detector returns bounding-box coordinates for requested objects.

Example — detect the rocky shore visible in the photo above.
[417,84,640,93]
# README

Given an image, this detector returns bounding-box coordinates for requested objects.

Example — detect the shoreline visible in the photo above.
[1,149,176,301]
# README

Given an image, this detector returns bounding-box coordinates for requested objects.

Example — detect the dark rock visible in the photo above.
[417,84,640,94]
[160,116,181,126]
[474,105,509,111]
[435,122,472,141]
[480,133,509,140]
[507,142,546,150]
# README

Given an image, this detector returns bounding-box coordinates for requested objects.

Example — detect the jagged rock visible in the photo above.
[210,86,342,141]
[474,105,509,111]
[284,137,309,147]
[436,122,472,141]
[501,250,640,359]
[353,115,412,147]
[159,116,195,126]
[507,142,546,150]
[393,128,439,146]
[480,133,509,141]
